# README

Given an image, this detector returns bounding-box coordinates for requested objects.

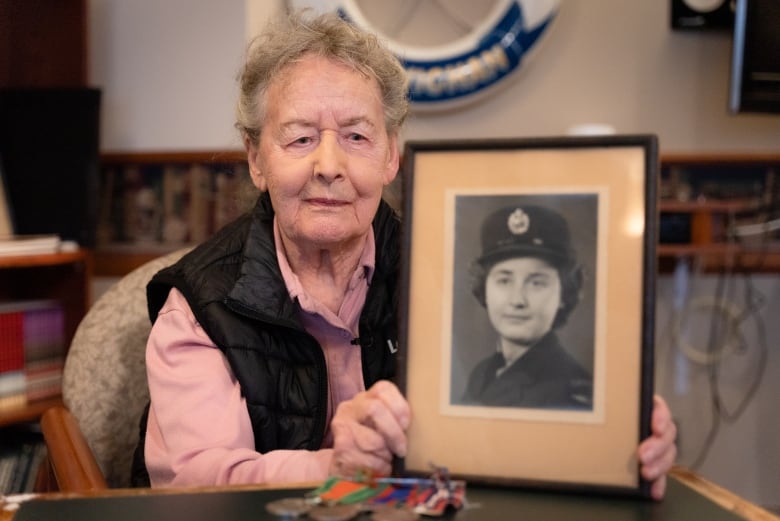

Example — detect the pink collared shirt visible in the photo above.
[144,222,375,487]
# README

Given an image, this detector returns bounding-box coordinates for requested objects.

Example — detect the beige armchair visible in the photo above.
[40,248,190,491]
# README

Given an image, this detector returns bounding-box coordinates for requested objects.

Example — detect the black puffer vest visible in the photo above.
[131,192,401,485]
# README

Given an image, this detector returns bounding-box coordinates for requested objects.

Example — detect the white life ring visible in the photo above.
[288,0,559,110]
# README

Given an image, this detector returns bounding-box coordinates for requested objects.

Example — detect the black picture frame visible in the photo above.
[397,135,658,498]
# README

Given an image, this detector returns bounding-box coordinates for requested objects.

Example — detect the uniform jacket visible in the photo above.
[462,332,593,409]
[132,192,401,484]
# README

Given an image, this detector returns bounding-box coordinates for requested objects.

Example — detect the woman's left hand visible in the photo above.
[638,395,678,500]
[328,380,411,478]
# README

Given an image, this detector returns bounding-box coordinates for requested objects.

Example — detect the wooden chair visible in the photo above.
[39,248,190,492]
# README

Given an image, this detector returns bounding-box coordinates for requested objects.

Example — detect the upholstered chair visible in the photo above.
[40,248,190,491]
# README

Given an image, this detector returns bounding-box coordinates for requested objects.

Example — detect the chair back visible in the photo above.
[62,248,189,488]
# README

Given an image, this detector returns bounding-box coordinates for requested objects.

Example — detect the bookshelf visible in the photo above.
[0,0,92,494]
[93,151,780,276]
[658,153,780,272]
[0,249,92,425]
[95,150,251,276]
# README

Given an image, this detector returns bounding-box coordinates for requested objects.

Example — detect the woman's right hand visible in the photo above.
[328,380,411,477]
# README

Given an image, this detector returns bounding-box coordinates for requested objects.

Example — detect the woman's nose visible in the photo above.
[508,284,527,306]
[313,132,345,182]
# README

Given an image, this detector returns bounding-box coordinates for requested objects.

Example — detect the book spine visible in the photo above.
[0,310,25,374]
[23,442,48,492]
[213,165,249,232]
[161,165,190,244]
[23,303,65,402]
[0,370,26,395]
[0,299,66,405]
[0,453,16,494]
[9,442,34,494]
[188,164,213,244]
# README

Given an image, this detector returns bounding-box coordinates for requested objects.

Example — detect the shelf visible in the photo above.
[0,249,92,429]
[658,198,758,213]
[0,396,63,428]
[90,152,780,276]
[658,244,780,271]
[0,249,92,338]
[101,149,245,164]
[660,152,780,165]
[0,249,91,269]
[94,249,176,277]
[658,242,780,255]
[95,149,250,277]
[657,155,779,271]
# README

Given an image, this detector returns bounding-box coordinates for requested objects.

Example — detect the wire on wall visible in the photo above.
[672,219,771,470]
[671,169,777,470]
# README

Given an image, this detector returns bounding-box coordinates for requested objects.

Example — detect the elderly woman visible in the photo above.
[132,10,676,500]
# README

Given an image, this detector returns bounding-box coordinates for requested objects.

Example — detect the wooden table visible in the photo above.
[668,467,778,521]
[1,468,777,521]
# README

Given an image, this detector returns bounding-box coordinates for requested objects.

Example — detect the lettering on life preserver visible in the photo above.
[287,0,559,109]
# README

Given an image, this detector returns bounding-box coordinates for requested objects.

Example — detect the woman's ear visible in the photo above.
[245,137,267,191]
[383,134,400,185]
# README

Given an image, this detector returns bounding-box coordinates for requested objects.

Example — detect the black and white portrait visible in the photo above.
[448,193,599,411]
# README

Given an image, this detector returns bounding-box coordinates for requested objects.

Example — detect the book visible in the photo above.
[188,164,213,244]
[213,166,248,232]
[0,452,16,494]
[0,234,61,257]
[0,300,64,403]
[161,165,190,244]
[8,441,35,494]
[0,370,27,410]
[23,302,65,402]
[0,309,24,373]
[24,360,63,401]
[23,304,65,366]
[22,441,48,492]
[0,426,45,494]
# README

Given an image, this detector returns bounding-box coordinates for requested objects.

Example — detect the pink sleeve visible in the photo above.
[144,288,332,487]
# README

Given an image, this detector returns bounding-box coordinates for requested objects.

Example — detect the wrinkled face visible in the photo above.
[246,55,399,251]
[485,257,562,346]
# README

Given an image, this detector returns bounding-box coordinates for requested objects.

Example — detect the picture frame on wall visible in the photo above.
[397,135,658,497]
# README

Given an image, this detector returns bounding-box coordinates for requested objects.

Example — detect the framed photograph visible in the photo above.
[397,135,657,497]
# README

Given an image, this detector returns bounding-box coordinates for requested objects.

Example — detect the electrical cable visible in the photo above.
[713,275,767,424]
[687,263,730,470]
[719,169,777,422]
[671,296,742,365]
[684,253,769,470]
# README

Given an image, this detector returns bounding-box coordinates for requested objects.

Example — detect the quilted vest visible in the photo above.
[132,193,401,484]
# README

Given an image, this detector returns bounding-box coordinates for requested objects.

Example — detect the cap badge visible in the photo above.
[507,208,530,235]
